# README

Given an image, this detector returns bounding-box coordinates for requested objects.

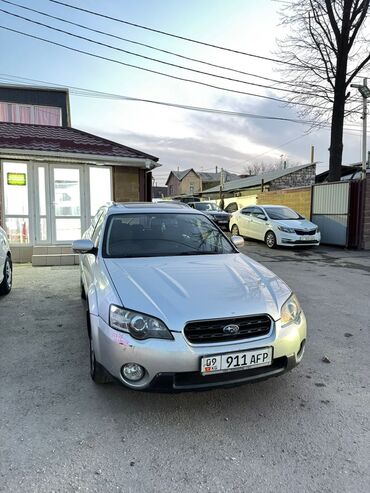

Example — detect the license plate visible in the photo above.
[301,235,312,241]
[201,347,272,375]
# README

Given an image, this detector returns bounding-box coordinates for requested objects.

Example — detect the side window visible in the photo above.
[225,202,237,213]
[241,207,252,215]
[252,207,266,220]
[91,212,106,247]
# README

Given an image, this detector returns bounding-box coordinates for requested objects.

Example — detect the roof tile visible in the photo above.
[0,122,158,161]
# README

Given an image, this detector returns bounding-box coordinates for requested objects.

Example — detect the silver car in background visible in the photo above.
[73,202,306,392]
[0,226,12,295]
[230,205,320,249]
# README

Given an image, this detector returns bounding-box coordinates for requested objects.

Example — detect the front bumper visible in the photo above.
[90,313,307,392]
[276,230,321,246]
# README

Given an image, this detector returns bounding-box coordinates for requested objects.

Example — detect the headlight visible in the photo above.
[280,294,302,327]
[278,226,296,234]
[110,305,173,340]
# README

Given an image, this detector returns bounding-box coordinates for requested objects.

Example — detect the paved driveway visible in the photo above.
[1,243,369,492]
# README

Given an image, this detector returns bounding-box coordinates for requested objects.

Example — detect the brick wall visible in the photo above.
[363,174,370,249]
[112,166,141,202]
[257,186,312,219]
[269,164,316,191]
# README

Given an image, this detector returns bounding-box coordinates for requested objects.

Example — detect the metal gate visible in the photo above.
[311,181,364,247]
[311,182,350,246]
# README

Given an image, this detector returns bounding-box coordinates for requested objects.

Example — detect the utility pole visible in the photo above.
[350,77,370,180]
[219,168,225,209]
[310,145,315,164]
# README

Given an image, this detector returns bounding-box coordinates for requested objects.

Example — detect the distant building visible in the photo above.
[165,168,238,196]
[152,185,168,198]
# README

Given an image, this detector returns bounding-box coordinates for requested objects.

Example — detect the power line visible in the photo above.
[1,25,335,111]
[0,6,319,98]
[48,0,302,68]
[0,73,314,124]
[0,73,366,136]
[0,0,306,89]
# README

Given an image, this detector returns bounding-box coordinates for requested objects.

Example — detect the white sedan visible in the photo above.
[230,205,321,248]
[0,226,12,295]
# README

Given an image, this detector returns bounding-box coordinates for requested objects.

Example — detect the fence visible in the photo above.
[311,181,364,247]
[256,186,312,219]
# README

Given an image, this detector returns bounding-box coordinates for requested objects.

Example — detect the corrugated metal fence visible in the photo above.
[311,181,364,247]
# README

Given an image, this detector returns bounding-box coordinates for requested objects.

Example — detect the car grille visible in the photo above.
[184,315,272,344]
[213,214,228,221]
[294,229,316,235]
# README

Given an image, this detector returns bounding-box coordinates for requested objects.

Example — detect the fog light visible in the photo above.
[121,363,145,381]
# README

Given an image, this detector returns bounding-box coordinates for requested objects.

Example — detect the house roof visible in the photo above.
[0,122,158,161]
[165,168,238,185]
[202,163,315,194]
[315,163,364,183]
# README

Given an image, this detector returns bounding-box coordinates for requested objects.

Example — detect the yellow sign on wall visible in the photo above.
[7,172,27,186]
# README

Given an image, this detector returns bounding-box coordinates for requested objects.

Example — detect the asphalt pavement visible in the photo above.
[0,242,369,492]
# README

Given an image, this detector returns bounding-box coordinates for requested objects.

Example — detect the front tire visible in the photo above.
[80,279,86,300]
[0,256,12,295]
[265,231,277,249]
[89,335,112,384]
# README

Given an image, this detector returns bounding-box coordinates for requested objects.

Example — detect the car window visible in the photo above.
[194,202,220,212]
[264,207,300,220]
[241,208,252,215]
[103,213,236,258]
[225,202,238,213]
[251,207,266,219]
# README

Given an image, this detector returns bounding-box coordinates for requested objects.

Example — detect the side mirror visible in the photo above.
[72,239,95,254]
[256,214,267,221]
[231,235,244,248]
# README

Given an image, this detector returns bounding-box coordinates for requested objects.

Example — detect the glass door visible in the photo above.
[50,166,82,243]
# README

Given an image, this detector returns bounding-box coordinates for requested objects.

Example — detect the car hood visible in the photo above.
[273,218,317,230]
[104,254,291,331]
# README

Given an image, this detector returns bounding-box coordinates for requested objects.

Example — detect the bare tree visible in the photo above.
[277,0,370,181]
[243,159,300,176]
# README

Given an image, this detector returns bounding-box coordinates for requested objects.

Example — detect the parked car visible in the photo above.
[0,226,12,295]
[188,201,231,229]
[73,202,306,392]
[230,205,321,249]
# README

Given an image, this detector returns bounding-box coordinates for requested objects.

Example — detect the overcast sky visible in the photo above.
[0,0,365,184]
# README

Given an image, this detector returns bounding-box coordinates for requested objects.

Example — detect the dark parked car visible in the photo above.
[188,201,230,229]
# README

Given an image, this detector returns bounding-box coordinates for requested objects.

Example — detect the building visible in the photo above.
[200,163,316,198]
[152,185,168,199]
[165,168,238,196]
[0,85,159,262]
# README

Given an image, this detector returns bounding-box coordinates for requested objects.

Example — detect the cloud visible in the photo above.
[81,93,363,185]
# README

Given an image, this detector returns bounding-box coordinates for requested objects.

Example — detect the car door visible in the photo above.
[237,207,253,236]
[249,207,268,240]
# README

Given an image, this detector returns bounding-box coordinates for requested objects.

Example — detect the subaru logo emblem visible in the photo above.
[223,324,240,335]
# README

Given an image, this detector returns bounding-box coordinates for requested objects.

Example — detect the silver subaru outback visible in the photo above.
[73,202,306,392]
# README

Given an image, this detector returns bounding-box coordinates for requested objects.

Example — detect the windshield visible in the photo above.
[103,213,235,258]
[264,207,301,220]
[194,202,220,211]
